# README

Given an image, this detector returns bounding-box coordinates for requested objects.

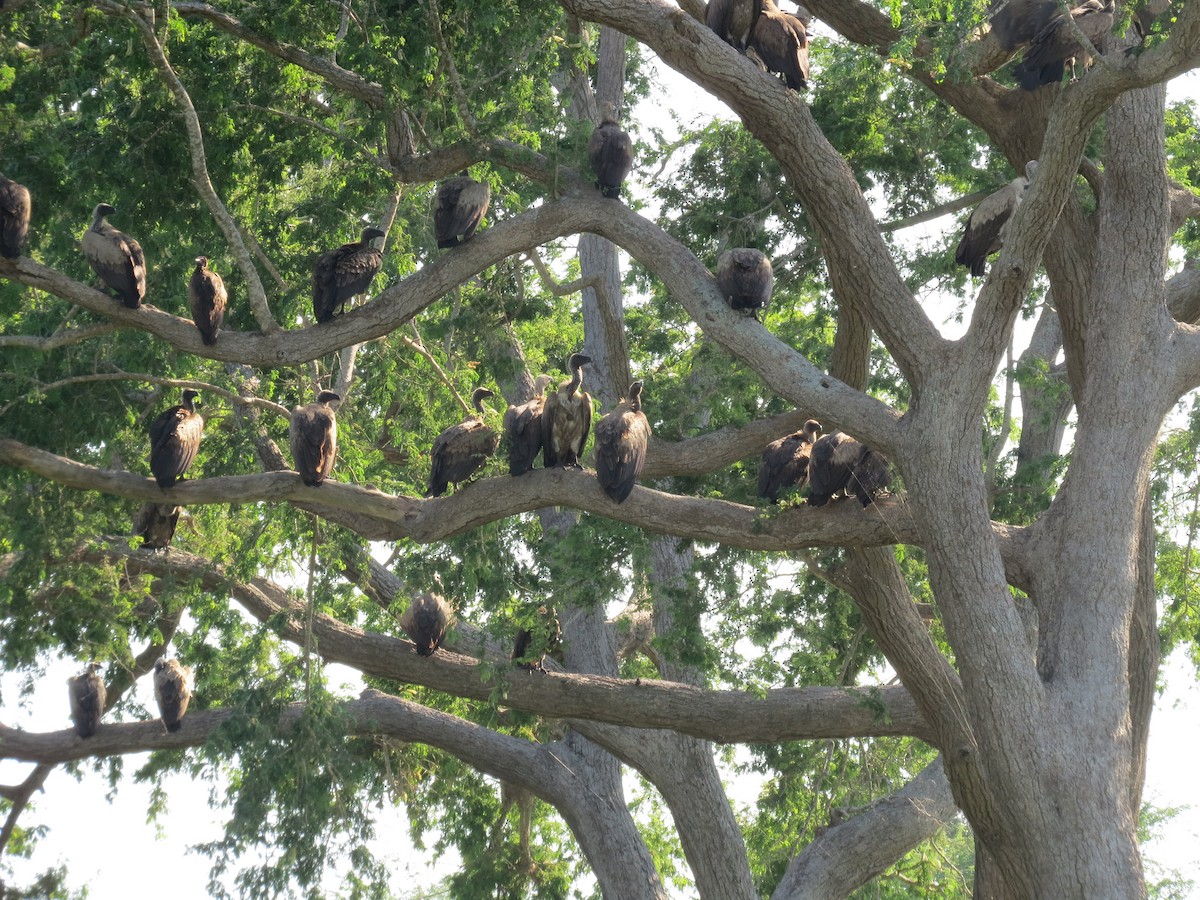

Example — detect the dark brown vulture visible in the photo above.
[132,501,181,550]
[750,0,810,90]
[503,374,553,476]
[434,172,491,248]
[955,161,1039,277]
[67,663,105,738]
[588,102,634,200]
[81,203,146,309]
[0,173,30,259]
[149,389,204,489]
[706,0,761,50]
[188,256,227,345]
[312,226,385,323]
[716,248,774,316]
[807,431,891,508]
[512,605,562,674]
[542,353,594,468]
[758,418,822,502]
[595,381,652,504]
[427,387,501,497]
[153,658,193,733]
[1012,0,1114,90]
[290,390,340,487]
[399,592,454,656]
[989,0,1059,53]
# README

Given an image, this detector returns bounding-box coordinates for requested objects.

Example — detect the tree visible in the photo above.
[2,0,1200,897]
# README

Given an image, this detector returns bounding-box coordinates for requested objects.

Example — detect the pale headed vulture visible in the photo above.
[427,388,500,497]
[758,418,822,502]
[542,354,594,468]
[81,203,146,308]
[955,161,1038,277]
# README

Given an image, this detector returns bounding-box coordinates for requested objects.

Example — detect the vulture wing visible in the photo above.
[83,224,146,308]
[150,406,203,489]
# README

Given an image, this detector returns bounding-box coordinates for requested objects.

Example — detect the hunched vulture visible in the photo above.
[188,256,227,345]
[81,203,146,308]
[503,374,554,476]
[153,658,194,733]
[132,502,181,550]
[399,592,454,656]
[0,173,30,258]
[149,389,204,489]
[290,390,340,487]
[807,431,891,508]
[588,102,634,201]
[67,662,106,738]
[595,381,652,504]
[716,248,774,315]
[955,161,1039,277]
[312,226,385,323]
[758,418,822,502]
[750,0,810,90]
[434,172,491,248]
[542,353,594,468]
[427,387,500,497]
[706,0,761,50]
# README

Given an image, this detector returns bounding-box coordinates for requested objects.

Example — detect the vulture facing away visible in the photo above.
[595,381,652,504]
[0,173,30,258]
[81,203,146,308]
[706,0,761,50]
[427,387,501,497]
[989,0,1059,52]
[955,160,1039,277]
[512,605,562,674]
[503,374,554,476]
[149,389,204,489]
[434,173,491,248]
[807,431,891,508]
[153,658,194,733]
[1012,0,1114,90]
[67,663,105,739]
[716,248,774,315]
[588,103,634,200]
[758,418,822,502]
[399,592,454,656]
[188,256,227,345]
[543,353,594,468]
[312,226,385,323]
[750,0,810,91]
[132,501,181,550]
[290,390,340,487]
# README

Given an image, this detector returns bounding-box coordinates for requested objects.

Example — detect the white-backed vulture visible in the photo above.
[1012,0,1114,90]
[149,389,204,489]
[399,592,454,656]
[758,418,821,502]
[81,203,146,309]
[706,0,761,50]
[750,0,810,90]
[807,431,891,508]
[290,390,340,487]
[595,381,651,504]
[716,248,774,315]
[67,662,105,738]
[503,374,554,476]
[542,353,594,468]
[153,658,194,733]
[312,226,385,323]
[188,256,227,345]
[0,173,30,258]
[434,172,491,248]
[588,102,634,201]
[955,160,1039,277]
[428,387,500,497]
[132,501,181,550]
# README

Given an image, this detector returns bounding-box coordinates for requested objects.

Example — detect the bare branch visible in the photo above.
[0,321,122,352]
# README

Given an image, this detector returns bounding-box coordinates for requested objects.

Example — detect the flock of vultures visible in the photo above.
[0,0,1156,738]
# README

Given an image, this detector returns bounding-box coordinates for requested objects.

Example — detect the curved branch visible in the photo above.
[0,321,121,352]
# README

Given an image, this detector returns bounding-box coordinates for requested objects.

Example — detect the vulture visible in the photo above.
[512,605,562,674]
[1012,0,1114,90]
[807,431,891,508]
[955,160,1039,277]
[67,663,105,739]
[149,389,204,489]
[989,0,1059,53]
[312,226,385,323]
[290,390,340,487]
[399,592,454,656]
[594,381,652,504]
[132,501,181,550]
[434,172,491,248]
[427,387,501,497]
[188,256,227,345]
[758,418,822,502]
[750,0,810,91]
[81,203,146,309]
[716,248,774,316]
[706,0,761,50]
[542,353,594,468]
[588,102,634,201]
[503,374,554,476]
[153,657,193,733]
[0,173,30,259]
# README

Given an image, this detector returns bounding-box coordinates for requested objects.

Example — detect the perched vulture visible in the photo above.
[750,0,810,91]
[758,418,822,502]
[594,381,652,504]
[955,160,1039,277]
[989,0,1059,53]
[807,431,891,508]
[427,387,501,497]
[67,663,105,739]
[1012,0,1114,90]
[0,173,30,259]
[149,389,204,489]
[81,203,146,309]
[132,501,181,551]
[542,353,594,468]
[503,374,554,476]
[290,390,340,487]
[434,172,491,248]
[188,256,227,345]
[153,658,193,733]
[706,0,761,50]
[312,226,385,323]
[512,605,562,673]
[399,592,454,656]
[716,248,774,316]
[588,102,634,201]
